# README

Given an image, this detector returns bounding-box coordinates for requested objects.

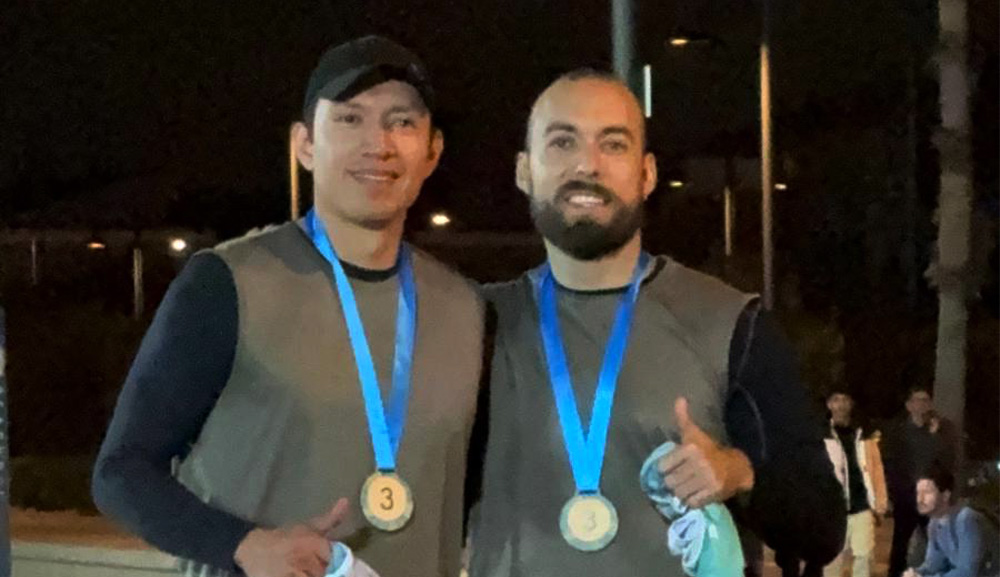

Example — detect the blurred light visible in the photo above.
[170,238,188,253]
[430,213,451,227]
[643,65,652,118]
[775,183,788,191]
[87,241,106,250]
[669,180,685,189]
[668,37,690,47]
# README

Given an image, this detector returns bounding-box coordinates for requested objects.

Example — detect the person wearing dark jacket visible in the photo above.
[884,387,959,577]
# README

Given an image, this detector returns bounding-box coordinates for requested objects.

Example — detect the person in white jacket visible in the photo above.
[823,389,889,577]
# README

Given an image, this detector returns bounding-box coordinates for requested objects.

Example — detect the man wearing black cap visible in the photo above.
[93,36,485,577]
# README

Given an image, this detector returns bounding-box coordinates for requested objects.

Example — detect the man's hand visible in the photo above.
[659,398,755,509]
[902,568,921,577]
[305,497,354,540]
[234,498,349,577]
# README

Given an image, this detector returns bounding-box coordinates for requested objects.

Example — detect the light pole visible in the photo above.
[29,237,39,286]
[724,156,737,259]
[760,0,775,309]
[611,0,636,90]
[132,242,144,320]
[665,0,776,309]
[289,125,301,221]
[724,185,734,258]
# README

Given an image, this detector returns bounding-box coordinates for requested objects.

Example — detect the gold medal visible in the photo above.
[559,493,618,551]
[360,471,413,531]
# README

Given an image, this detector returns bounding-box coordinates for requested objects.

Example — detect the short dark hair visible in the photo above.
[918,461,955,494]
[525,67,647,151]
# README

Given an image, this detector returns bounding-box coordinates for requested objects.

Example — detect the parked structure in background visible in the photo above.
[0,229,214,320]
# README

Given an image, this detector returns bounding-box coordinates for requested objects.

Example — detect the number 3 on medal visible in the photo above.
[560,494,618,551]
[380,487,394,511]
[362,472,414,532]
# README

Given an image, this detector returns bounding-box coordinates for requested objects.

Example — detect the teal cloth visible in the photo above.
[326,542,380,577]
[639,441,745,577]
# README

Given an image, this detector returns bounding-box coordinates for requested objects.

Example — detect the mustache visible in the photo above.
[556,180,615,203]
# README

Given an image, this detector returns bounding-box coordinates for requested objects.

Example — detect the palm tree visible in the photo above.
[929,0,973,467]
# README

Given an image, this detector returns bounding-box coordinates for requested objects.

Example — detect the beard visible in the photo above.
[529,180,644,261]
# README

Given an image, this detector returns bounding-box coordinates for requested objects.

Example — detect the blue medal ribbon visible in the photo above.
[306,209,416,472]
[533,253,650,493]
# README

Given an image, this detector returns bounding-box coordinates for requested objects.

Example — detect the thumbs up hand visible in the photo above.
[658,398,755,509]
[305,497,352,540]
[235,498,352,577]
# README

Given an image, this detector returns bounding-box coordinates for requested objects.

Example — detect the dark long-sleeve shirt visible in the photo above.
[724,305,845,564]
[92,252,404,573]
[92,254,251,572]
[884,417,958,502]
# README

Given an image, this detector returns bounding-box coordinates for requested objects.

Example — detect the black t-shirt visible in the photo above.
[835,425,871,514]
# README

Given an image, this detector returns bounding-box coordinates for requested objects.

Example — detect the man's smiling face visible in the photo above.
[302,80,442,230]
[518,76,656,260]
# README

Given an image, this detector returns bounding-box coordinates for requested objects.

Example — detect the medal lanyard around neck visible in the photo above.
[534,252,650,493]
[306,209,416,472]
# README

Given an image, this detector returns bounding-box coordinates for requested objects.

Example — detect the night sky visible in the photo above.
[4,0,617,232]
[5,0,993,235]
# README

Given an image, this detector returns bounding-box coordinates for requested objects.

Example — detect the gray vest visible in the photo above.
[471,256,754,577]
[175,222,484,577]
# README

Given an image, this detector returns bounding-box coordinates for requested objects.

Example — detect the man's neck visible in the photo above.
[932,504,959,520]
[544,234,643,291]
[910,414,928,427]
[316,207,404,271]
[833,418,852,429]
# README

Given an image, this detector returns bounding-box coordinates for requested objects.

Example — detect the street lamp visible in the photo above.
[86,234,107,251]
[665,15,776,309]
[668,180,685,189]
[430,213,451,227]
[170,238,188,253]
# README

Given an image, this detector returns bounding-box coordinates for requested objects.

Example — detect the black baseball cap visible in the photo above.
[302,36,436,122]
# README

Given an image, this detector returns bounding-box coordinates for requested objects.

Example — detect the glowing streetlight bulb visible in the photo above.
[170,238,188,252]
[668,180,685,189]
[430,213,451,227]
[668,37,690,47]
